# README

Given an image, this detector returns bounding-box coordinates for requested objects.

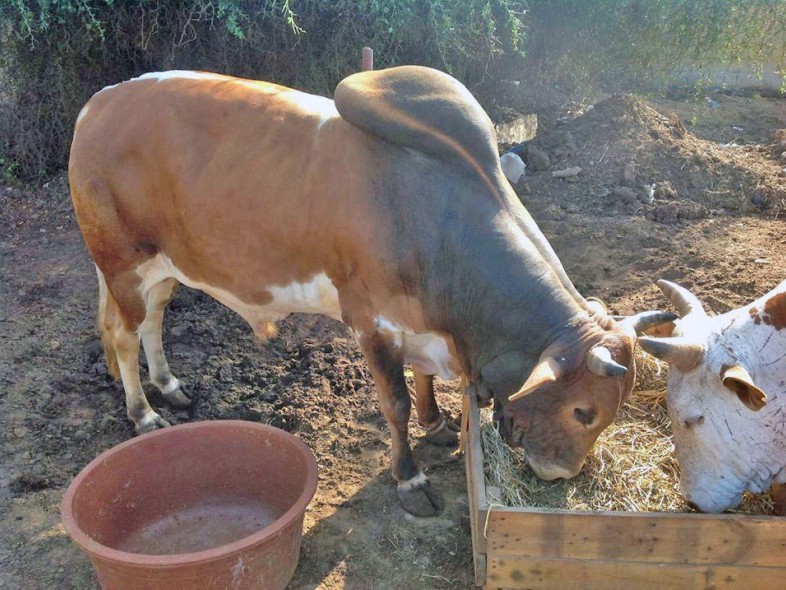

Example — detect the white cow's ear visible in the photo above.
[721,365,768,412]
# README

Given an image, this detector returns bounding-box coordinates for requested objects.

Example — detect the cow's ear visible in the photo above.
[508,356,562,402]
[721,365,768,412]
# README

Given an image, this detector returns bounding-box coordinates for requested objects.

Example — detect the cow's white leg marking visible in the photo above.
[426,419,447,435]
[397,471,429,492]
[138,278,190,408]
[114,317,170,434]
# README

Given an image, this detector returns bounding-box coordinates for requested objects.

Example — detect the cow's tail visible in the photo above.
[96,266,121,381]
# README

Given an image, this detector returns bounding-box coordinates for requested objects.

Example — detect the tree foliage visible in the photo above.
[528,0,786,92]
[0,0,525,179]
[1,1,784,179]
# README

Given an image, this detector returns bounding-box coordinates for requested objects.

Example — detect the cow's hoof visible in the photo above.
[425,418,460,447]
[397,475,444,517]
[135,412,171,435]
[162,384,192,408]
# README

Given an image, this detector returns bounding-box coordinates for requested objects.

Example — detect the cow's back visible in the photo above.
[69,71,382,303]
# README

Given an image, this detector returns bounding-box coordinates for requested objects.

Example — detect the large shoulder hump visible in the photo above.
[334,66,498,170]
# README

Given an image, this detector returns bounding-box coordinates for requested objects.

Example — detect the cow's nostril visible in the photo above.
[573,407,596,426]
[684,415,705,428]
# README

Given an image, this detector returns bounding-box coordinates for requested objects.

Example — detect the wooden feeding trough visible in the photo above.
[460,390,786,589]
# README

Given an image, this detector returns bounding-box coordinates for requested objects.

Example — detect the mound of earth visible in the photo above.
[516,95,786,221]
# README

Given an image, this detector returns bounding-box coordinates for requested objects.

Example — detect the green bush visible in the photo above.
[0,0,525,179]
[2,1,784,180]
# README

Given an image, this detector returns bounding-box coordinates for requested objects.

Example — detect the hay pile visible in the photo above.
[481,349,776,514]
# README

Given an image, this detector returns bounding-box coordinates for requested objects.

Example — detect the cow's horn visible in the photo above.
[618,310,679,336]
[657,280,707,318]
[585,297,607,315]
[638,336,705,372]
[508,356,562,402]
[586,346,628,377]
[721,365,768,412]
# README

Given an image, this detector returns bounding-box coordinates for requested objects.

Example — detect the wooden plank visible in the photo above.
[466,435,486,587]
[486,555,785,589]
[485,507,786,566]
[464,386,488,583]
[459,382,470,454]
[465,387,487,512]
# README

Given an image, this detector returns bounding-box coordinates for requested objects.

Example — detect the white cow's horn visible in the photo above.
[586,346,627,377]
[657,280,707,318]
[638,336,706,372]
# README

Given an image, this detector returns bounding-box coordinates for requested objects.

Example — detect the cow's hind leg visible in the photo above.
[359,333,444,517]
[139,278,191,408]
[413,371,459,447]
[98,268,170,434]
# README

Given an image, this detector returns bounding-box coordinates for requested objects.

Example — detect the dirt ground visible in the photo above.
[1,87,784,589]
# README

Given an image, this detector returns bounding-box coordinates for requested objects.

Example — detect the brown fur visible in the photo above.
[762,292,786,330]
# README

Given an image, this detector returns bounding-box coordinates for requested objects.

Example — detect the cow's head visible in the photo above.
[639,280,786,513]
[479,306,675,480]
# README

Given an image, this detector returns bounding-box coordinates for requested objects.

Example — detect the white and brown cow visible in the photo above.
[69,66,672,516]
[640,279,786,513]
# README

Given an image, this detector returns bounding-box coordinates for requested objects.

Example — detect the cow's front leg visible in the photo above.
[358,332,444,517]
[413,370,459,446]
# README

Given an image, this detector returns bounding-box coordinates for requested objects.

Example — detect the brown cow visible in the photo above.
[69,67,671,516]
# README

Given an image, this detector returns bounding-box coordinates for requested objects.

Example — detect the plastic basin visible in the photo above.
[61,420,318,589]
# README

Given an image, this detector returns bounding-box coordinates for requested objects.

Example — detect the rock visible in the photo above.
[750,193,771,210]
[73,428,90,442]
[10,473,49,494]
[650,201,706,223]
[622,162,637,186]
[551,167,582,179]
[99,415,119,430]
[525,146,550,172]
[495,114,538,145]
[641,184,655,204]
[169,325,187,338]
[705,97,721,109]
[612,186,638,205]
[654,181,678,200]
[651,203,678,223]
[500,152,526,183]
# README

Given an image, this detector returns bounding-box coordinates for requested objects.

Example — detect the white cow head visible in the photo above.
[639,279,786,513]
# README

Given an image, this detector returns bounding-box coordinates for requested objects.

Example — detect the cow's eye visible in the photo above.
[573,407,596,426]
